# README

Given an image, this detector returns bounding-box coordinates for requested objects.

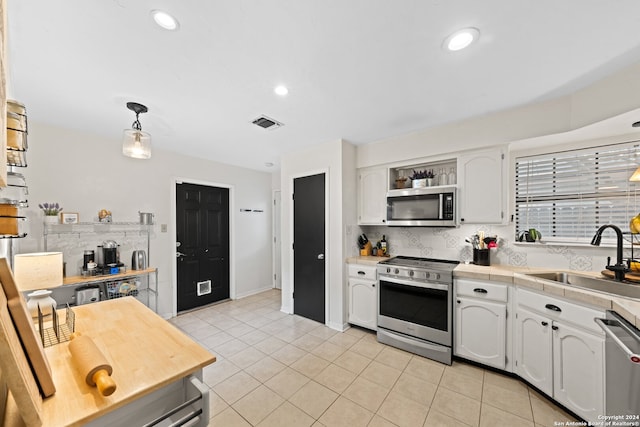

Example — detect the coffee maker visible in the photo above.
[97,240,122,270]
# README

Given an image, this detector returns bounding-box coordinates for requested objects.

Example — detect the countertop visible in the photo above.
[346,256,640,329]
[40,297,215,426]
[346,256,390,266]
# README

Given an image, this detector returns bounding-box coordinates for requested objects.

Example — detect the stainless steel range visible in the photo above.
[377,256,459,365]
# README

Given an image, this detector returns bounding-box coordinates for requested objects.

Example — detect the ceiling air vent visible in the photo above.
[252,115,284,130]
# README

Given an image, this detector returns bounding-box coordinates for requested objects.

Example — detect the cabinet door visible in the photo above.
[458,147,505,224]
[515,306,553,395]
[454,297,506,369]
[553,322,604,422]
[348,278,377,330]
[358,167,387,225]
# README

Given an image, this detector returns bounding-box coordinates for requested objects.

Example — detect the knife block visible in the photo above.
[360,241,372,256]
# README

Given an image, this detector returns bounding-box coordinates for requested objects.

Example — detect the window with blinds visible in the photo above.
[515,141,640,243]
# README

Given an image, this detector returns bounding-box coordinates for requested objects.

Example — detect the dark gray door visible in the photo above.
[293,173,325,323]
[176,183,230,312]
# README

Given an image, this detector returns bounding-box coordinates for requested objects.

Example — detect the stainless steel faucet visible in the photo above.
[590,224,627,281]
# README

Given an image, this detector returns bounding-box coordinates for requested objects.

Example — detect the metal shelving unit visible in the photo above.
[43,222,157,312]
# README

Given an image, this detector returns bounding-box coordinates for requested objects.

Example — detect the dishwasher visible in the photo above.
[595,310,640,417]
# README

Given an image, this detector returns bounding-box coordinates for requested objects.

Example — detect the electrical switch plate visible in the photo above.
[161,224,167,232]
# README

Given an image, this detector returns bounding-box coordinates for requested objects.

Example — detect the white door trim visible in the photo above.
[170,177,235,317]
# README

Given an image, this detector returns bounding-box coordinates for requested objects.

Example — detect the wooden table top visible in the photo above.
[62,268,157,286]
[40,297,215,427]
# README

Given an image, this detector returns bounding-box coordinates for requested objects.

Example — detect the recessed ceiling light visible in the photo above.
[151,10,179,31]
[443,27,479,51]
[274,85,289,96]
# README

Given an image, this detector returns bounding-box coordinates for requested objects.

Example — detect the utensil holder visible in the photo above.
[473,248,490,266]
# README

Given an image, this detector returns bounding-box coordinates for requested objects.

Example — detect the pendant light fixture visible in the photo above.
[122,102,151,159]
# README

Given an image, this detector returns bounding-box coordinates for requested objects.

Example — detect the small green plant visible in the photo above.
[38,202,63,216]
[518,228,542,242]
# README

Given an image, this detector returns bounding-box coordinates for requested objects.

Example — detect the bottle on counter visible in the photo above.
[380,235,387,255]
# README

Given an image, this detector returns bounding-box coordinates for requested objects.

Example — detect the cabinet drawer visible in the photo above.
[455,278,508,302]
[348,264,377,281]
[517,288,604,335]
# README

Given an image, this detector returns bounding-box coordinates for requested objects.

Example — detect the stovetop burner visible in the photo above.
[379,256,459,272]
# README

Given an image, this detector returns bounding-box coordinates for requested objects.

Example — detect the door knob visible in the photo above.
[317,254,324,260]
[176,251,187,258]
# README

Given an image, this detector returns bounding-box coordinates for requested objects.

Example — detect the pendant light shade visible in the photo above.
[123,102,151,159]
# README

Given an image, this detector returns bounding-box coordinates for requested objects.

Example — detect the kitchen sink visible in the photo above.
[524,271,640,300]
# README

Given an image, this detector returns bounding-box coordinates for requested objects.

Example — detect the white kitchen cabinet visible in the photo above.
[553,321,604,421]
[358,166,388,225]
[515,306,553,395]
[515,288,604,422]
[458,147,506,224]
[454,279,507,370]
[347,263,377,330]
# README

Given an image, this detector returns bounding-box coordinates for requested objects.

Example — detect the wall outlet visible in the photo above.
[161,224,167,232]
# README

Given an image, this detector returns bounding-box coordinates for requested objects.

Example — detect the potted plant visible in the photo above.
[425,169,435,186]
[410,170,425,188]
[410,169,435,188]
[517,228,542,242]
[39,202,63,224]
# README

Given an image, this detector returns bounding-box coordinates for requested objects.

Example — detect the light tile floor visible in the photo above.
[169,289,579,427]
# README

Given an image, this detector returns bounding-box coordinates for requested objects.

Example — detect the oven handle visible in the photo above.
[378,275,449,291]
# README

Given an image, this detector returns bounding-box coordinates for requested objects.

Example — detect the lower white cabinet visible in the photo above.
[515,288,604,423]
[515,306,553,394]
[347,263,377,330]
[454,279,508,369]
[553,320,604,419]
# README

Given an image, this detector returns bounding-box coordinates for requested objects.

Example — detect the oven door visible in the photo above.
[378,275,452,346]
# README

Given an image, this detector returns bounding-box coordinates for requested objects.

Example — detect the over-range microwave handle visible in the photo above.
[379,275,449,291]
[439,193,443,220]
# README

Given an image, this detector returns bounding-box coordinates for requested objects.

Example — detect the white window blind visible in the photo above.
[515,141,640,243]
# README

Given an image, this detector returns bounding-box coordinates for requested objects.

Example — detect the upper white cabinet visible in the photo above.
[458,147,506,224]
[358,166,388,225]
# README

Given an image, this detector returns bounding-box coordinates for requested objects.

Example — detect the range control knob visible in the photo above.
[386,267,391,273]
[435,273,441,280]
[409,271,414,277]
[394,268,400,275]
[425,272,430,279]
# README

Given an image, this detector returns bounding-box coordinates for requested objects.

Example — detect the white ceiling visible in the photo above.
[7,1,640,171]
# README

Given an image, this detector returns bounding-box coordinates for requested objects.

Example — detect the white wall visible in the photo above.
[357,62,640,168]
[280,139,356,330]
[19,122,273,318]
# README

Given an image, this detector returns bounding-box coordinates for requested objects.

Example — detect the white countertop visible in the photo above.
[346,256,640,328]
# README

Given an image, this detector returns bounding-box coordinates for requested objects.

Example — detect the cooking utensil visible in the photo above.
[357,233,368,249]
[69,332,117,396]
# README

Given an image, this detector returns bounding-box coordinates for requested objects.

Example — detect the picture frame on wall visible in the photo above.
[60,212,79,224]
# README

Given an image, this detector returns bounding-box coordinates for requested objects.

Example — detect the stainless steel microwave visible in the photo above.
[386,186,456,226]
